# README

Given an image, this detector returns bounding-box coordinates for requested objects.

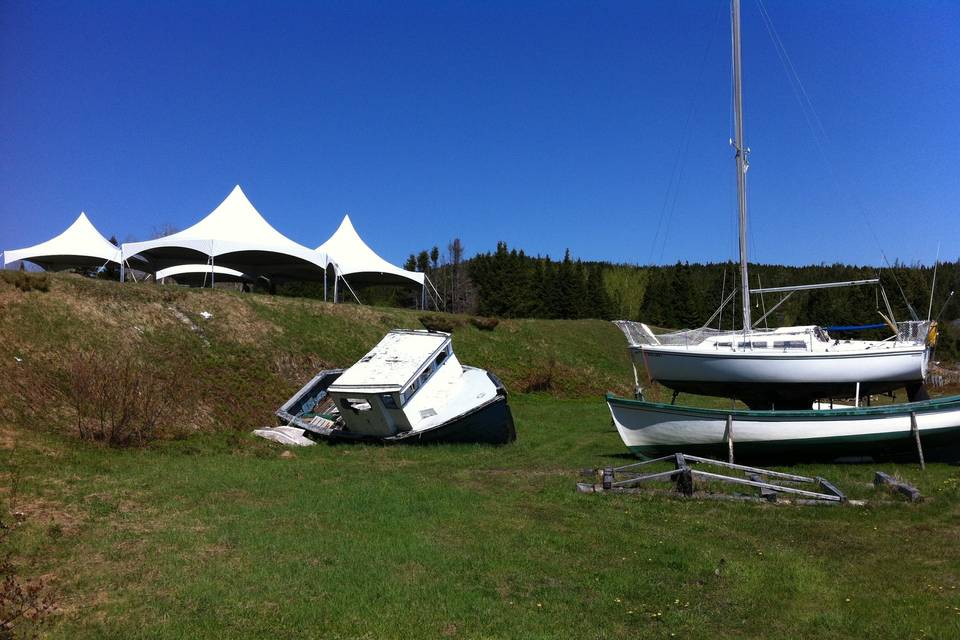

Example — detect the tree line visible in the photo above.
[401,240,959,359]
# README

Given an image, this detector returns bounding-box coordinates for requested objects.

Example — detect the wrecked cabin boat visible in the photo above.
[277,329,516,444]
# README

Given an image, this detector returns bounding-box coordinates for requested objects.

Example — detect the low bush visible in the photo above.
[0,271,49,293]
[519,356,557,393]
[469,316,499,331]
[419,314,460,333]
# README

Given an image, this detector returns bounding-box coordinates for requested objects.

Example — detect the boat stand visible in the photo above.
[578,453,847,504]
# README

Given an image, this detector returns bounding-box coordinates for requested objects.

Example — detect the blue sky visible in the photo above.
[1,1,958,267]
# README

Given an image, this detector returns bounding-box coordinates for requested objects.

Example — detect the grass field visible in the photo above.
[2,275,959,638]
[4,397,959,639]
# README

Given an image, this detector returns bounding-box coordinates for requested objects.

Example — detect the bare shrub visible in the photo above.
[1,520,54,639]
[66,349,183,447]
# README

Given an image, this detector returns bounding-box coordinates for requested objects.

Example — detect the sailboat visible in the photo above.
[615,0,934,410]
[606,0,958,464]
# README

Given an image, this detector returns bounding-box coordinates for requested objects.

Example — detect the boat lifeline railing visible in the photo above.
[896,320,932,346]
[612,321,810,350]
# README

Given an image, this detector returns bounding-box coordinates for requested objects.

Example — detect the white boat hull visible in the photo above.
[634,343,925,384]
[627,342,928,408]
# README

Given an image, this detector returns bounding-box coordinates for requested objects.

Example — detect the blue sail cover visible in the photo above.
[824,323,888,332]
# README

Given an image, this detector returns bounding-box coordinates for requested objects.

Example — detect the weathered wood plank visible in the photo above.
[816,477,847,502]
[682,455,815,483]
[874,471,923,502]
[749,473,777,502]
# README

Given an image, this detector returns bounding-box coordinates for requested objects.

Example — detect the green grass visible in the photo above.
[4,396,960,639]
[2,273,959,638]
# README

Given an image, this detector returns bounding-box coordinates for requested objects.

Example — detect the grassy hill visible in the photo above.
[0,273,634,439]
[2,273,958,639]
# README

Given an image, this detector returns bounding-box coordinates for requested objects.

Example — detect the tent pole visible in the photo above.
[334,275,338,304]
[323,268,327,301]
[211,255,215,288]
[424,276,441,311]
[338,274,362,304]
[120,260,125,283]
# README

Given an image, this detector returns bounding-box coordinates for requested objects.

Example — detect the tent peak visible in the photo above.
[337,214,357,233]
[3,209,120,269]
[315,214,424,287]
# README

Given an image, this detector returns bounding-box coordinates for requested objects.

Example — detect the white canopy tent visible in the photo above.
[3,212,121,271]
[121,185,331,284]
[315,214,438,306]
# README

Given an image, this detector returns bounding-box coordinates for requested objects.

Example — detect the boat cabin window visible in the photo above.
[380,393,398,410]
[715,342,732,348]
[402,378,421,404]
[773,340,807,349]
[341,398,372,412]
[401,346,451,406]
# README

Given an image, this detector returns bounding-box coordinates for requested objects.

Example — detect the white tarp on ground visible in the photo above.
[155,264,252,283]
[3,212,120,271]
[121,185,330,280]
[315,214,424,287]
[252,426,316,446]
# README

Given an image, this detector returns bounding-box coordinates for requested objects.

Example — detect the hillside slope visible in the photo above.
[0,273,633,436]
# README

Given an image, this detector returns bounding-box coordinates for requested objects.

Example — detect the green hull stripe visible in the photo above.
[627,424,960,461]
[606,392,960,420]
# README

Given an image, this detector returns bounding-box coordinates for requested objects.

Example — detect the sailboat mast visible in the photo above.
[731,0,752,331]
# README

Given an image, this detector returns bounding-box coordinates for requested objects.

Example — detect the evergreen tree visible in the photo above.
[416,251,430,273]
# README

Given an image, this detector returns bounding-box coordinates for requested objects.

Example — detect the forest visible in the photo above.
[395,240,960,361]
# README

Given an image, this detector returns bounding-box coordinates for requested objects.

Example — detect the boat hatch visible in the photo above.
[329,330,451,392]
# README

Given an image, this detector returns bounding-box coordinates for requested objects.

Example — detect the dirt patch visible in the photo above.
[177,294,276,346]
[270,351,332,382]
[9,496,83,534]
[0,424,16,450]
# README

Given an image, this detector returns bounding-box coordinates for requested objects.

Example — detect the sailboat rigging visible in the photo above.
[616,0,934,410]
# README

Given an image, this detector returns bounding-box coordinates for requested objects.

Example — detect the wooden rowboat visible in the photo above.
[606,393,960,463]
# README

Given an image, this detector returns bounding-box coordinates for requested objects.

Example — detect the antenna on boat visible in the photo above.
[927,242,940,322]
[933,291,954,324]
[731,0,752,332]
